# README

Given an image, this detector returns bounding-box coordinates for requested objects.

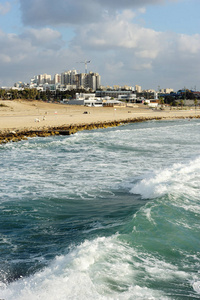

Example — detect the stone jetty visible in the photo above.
[0,115,200,144]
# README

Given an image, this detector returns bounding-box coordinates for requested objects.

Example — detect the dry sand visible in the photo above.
[0,100,199,133]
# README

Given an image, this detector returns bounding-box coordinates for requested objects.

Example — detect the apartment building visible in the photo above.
[61,70,77,86]
[53,74,61,84]
[135,85,142,93]
[75,72,101,90]
[38,73,52,84]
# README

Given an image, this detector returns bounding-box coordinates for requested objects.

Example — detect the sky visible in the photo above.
[0,0,200,91]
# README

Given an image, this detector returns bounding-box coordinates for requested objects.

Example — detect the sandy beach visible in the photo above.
[0,100,199,131]
[0,99,199,143]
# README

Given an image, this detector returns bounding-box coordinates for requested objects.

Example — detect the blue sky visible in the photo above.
[0,0,200,91]
[0,0,20,33]
[142,0,200,35]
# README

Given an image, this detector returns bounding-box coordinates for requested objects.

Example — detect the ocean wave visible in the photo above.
[129,156,200,199]
[0,236,173,300]
[1,119,200,299]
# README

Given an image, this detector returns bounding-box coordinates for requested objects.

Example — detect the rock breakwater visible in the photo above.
[0,115,199,144]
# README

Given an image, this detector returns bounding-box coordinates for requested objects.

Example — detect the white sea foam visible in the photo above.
[141,206,156,225]
[130,157,200,199]
[0,236,174,300]
[1,119,200,299]
[193,281,200,294]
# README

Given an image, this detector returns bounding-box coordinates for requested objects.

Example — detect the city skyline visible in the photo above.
[28,70,101,91]
[14,69,174,93]
[0,0,200,90]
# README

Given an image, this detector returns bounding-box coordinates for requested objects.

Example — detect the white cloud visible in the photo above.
[0,28,82,86]
[138,7,146,14]
[0,32,35,64]
[0,0,199,90]
[0,1,11,15]
[0,53,11,63]
[178,34,200,55]
[20,28,64,50]
[105,61,124,73]
[19,0,178,26]
[68,10,200,88]
[134,63,152,70]
[73,11,162,60]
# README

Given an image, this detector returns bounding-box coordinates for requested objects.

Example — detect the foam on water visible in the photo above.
[1,236,173,300]
[2,231,198,299]
[129,156,200,200]
[1,119,200,299]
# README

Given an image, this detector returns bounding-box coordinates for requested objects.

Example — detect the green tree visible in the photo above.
[21,88,31,99]
[0,89,6,99]
[10,89,18,99]
[179,99,184,109]
[40,92,47,101]
[194,98,198,112]
[29,88,38,100]
[159,97,165,107]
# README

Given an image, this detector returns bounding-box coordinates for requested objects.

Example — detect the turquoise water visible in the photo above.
[0,119,200,299]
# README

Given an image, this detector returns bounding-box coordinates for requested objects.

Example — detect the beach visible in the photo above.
[0,99,200,142]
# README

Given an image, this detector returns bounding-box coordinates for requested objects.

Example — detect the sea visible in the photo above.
[0,118,200,300]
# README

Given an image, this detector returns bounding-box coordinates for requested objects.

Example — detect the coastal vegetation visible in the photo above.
[0,103,8,107]
[0,88,86,102]
[0,88,199,107]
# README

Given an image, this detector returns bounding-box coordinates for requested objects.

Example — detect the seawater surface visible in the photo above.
[0,119,200,299]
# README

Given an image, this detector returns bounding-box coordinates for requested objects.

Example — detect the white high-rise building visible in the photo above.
[75,73,88,89]
[164,88,174,94]
[53,74,61,84]
[75,72,101,90]
[88,72,101,90]
[31,69,101,91]
[38,73,51,84]
[61,70,77,86]
[135,85,142,93]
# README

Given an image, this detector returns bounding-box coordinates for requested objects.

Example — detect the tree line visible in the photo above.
[0,87,199,107]
[0,88,87,102]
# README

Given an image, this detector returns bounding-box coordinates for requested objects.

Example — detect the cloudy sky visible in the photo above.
[0,0,200,91]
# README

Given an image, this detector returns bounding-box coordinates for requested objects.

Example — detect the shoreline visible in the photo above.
[0,100,200,143]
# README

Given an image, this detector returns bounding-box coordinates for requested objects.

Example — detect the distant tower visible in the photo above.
[78,60,91,73]
[135,85,142,93]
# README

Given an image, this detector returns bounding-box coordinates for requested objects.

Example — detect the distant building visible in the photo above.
[161,88,174,94]
[75,73,87,89]
[75,72,101,90]
[53,74,61,84]
[61,70,77,86]
[14,81,25,88]
[96,90,135,100]
[145,89,156,93]
[135,85,142,93]
[37,73,52,84]
[63,93,103,106]
[165,88,174,94]
[88,72,101,90]
[113,85,120,90]
[121,85,134,91]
